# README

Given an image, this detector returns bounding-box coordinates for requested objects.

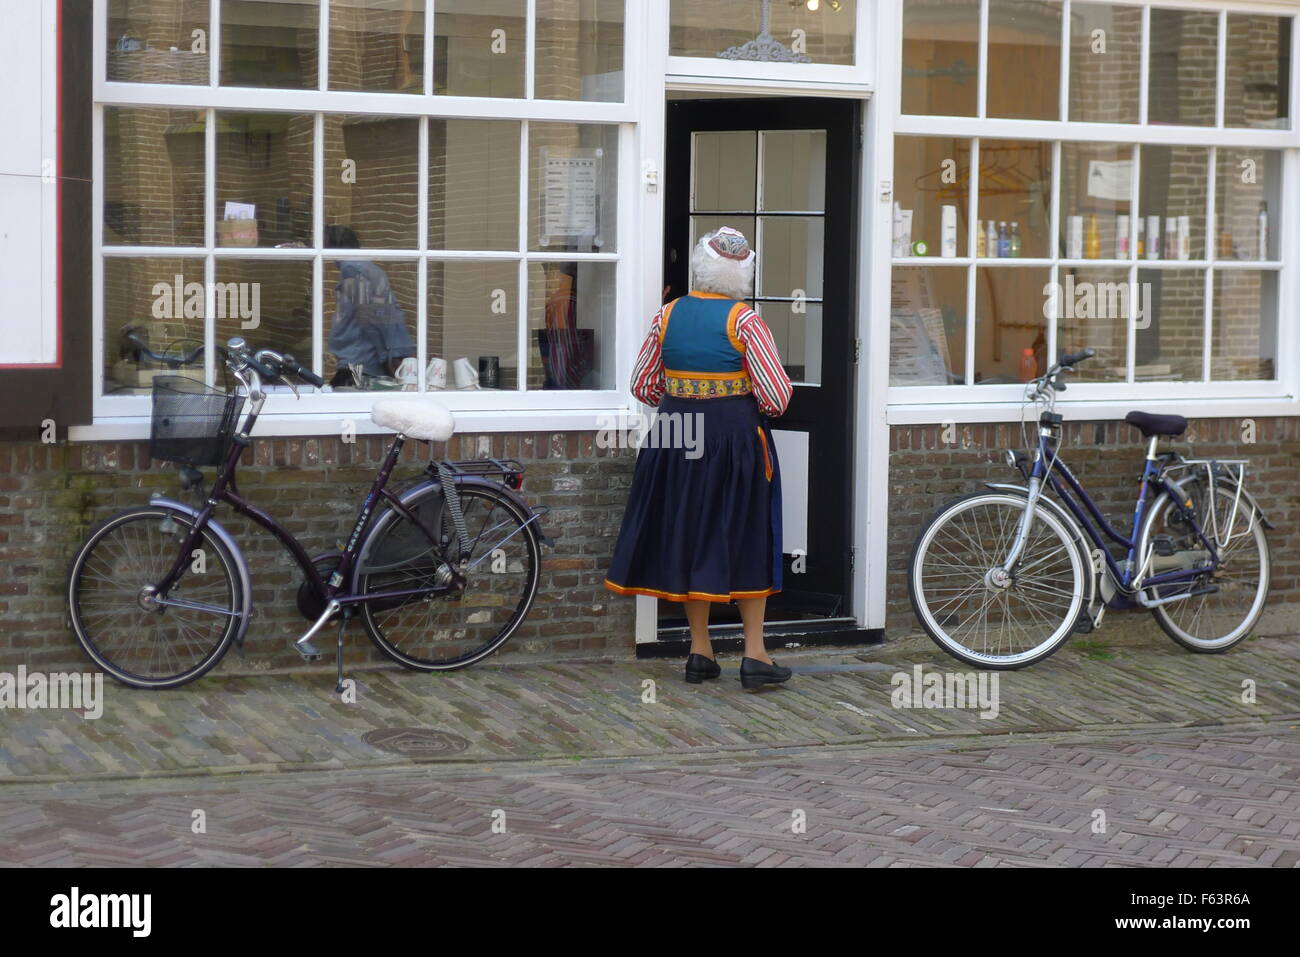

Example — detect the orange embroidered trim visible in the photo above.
[604,578,780,604]
[658,299,678,344]
[726,302,748,354]
[756,427,772,481]
[663,370,752,398]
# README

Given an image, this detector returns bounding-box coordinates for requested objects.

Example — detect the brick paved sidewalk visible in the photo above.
[2,633,1297,785]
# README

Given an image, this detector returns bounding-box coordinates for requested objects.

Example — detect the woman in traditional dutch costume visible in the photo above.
[604,227,795,690]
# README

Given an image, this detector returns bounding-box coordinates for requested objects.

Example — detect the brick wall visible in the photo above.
[0,432,636,674]
[885,416,1300,636]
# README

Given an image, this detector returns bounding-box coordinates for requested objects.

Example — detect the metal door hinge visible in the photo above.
[853,338,861,363]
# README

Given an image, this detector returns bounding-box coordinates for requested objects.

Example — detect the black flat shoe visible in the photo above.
[684,653,722,684]
[739,656,792,690]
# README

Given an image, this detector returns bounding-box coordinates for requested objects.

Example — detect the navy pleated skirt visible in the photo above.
[604,394,783,603]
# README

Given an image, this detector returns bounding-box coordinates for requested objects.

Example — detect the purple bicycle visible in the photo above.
[67,334,552,690]
[909,348,1272,670]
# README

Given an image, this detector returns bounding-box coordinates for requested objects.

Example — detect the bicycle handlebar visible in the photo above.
[121,327,323,389]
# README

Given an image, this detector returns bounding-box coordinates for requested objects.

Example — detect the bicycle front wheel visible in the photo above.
[908,491,1086,669]
[67,506,242,688]
[358,483,541,670]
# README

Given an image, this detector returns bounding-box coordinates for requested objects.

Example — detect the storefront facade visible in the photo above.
[2,0,1297,670]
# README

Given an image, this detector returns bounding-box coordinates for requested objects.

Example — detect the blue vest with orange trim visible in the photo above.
[659,293,752,399]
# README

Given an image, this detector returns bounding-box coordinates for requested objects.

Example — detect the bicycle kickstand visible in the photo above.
[335,608,353,694]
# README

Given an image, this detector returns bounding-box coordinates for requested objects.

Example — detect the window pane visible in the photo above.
[974,267,1050,384]
[759,217,824,300]
[1060,143,1133,261]
[757,301,821,387]
[761,131,826,212]
[693,131,757,212]
[1148,8,1217,127]
[1056,266,1130,382]
[529,124,618,253]
[1215,150,1281,262]
[527,261,616,390]
[890,266,966,386]
[324,258,418,387]
[103,257,206,394]
[1212,271,1278,381]
[1068,3,1140,124]
[1135,268,1203,381]
[221,0,319,89]
[213,259,316,365]
[108,0,210,84]
[434,0,525,98]
[670,0,857,65]
[893,136,970,258]
[429,261,520,391]
[535,0,624,101]
[988,1,1062,121]
[329,0,425,94]
[1138,145,1207,261]
[104,107,206,247]
[901,0,979,117]
[324,115,419,250]
[430,120,521,251]
[1225,15,1291,129]
[977,140,1052,259]
[216,112,315,248]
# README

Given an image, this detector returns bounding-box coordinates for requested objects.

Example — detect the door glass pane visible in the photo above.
[670,0,857,65]
[758,217,824,300]
[434,0,526,98]
[428,261,520,391]
[1068,3,1140,124]
[1135,268,1204,380]
[1056,266,1131,382]
[1060,143,1133,261]
[1139,146,1208,261]
[975,267,1050,384]
[1148,8,1217,127]
[103,257,207,394]
[761,131,826,212]
[323,259,418,387]
[215,112,314,248]
[976,140,1052,259]
[1215,150,1281,262]
[220,0,319,89]
[214,259,315,364]
[987,1,1062,121]
[535,0,624,102]
[324,116,420,250]
[1225,15,1291,129]
[529,123,618,253]
[1212,271,1278,381]
[893,136,970,258]
[108,0,210,84]
[329,0,425,94]
[901,0,979,116]
[104,107,206,247]
[693,132,757,212]
[890,266,966,386]
[429,120,521,252]
[757,301,821,386]
[527,261,617,390]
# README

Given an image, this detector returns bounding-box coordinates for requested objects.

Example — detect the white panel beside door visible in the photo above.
[770,429,808,555]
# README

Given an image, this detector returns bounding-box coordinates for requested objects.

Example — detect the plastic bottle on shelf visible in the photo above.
[1018,347,1037,383]
[1085,214,1100,259]
[986,219,998,257]
[1009,222,1022,257]
[976,219,986,258]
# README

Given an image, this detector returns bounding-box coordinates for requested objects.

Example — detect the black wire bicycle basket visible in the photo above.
[149,376,240,467]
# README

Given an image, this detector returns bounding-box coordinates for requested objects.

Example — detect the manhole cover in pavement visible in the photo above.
[363,728,471,757]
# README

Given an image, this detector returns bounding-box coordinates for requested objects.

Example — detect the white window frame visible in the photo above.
[885,0,1300,424]
[81,0,651,439]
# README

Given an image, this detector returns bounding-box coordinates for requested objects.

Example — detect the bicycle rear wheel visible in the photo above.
[67,505,241,688]
[909,491,1086,669]
[358,483,541,670]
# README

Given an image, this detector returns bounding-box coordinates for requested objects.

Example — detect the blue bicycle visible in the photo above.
[908,348,1273,669]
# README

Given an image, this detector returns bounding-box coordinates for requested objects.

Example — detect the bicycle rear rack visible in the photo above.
[428,458,527,489]
[1170,458,1256,550]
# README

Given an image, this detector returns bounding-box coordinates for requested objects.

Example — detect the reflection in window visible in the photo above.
[429,120,521,251]
[215,112,314,248]
[893,137,969,258]
[987,1,1062,121]
[323,258,418,389]
[213,259,316,370]
[1213,271,1277,381]
[527,262,617,391]
[429,261,520,391]
[1135,269,1204,381]
[975,267,1050,384]
[758,301,822,386]
[324,116,419,250]
[761,131,826,212]
[103,257,207,393]
[693,132,757,212]
[1059,143,1134,261]
[529,124,619,254]
[976,141,1052,259]
[670,0,857,65]
[108,0,210,84]
[536,0,624,101]
[1138,145,1208,260]
[434,0,526,98]
[1056,267,1130,382]
[220,0,320,89]
[1148,8,1217,127]
[1216,150,1281,261]
[330,0,425,94]
[1069,3,1141,124]
[1225,15,1291,130]
[104,107,206,247]
[901,0,979,116]
[890,266,966,386]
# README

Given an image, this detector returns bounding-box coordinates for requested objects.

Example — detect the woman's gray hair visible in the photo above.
[690,227,755,301]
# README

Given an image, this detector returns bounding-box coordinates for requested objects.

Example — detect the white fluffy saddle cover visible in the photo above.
[370,397,456,442]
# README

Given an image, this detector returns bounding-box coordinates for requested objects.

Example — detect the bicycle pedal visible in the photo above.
[294,639,323,662]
